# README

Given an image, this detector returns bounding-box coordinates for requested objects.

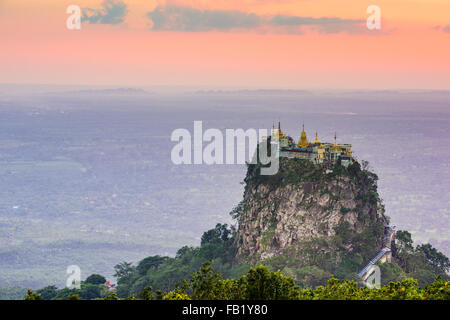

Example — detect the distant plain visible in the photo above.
[0,88,448,288]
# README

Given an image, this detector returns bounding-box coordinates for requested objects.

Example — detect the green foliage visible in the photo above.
[140,286,154,300]
[396,230,413,249]
[229,201,245,221]
[391,230,449,286]
[68,294,80,300]
[378,262,407,285]
[246,158,325,191]
[334,221,352,239]
[295,266,333,288]
[244,265,298,299]
[113,223,239,298]
[141,264,450,300]
[201,224,233,245]
[52,287,81,300]
[162,291,191,300]
[190,261,223,299]
[28,158,450,300]
[416,243,450,274]
[411,269,438,287]
[340,206,350,214]
[113,261,135,278]
[85,274,106,285]
[423,277,450,300]
[103,292,119,300]
[114,261,138,297]
[36,285,58,300]
[32,279,108,300]
[79,283,103,300]
[27,270,449,300]
[24,289,43,300]
[137,256,168,275]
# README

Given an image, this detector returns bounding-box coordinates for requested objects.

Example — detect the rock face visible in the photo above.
[235,158,388,262]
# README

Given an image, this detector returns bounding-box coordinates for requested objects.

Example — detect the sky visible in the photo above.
[1,0,449,89]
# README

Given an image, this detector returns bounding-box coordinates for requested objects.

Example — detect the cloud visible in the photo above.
[148,6,261,31]
[82,0,128,25]
[146,5,365,34]
[271,15,363,26]
[271,15,365,34]
[432,25,450,34]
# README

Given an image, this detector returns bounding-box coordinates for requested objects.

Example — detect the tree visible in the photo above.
[104,292,119,300]
[230,201,245,221]
[114,261,139,298]
[347,161,361,176]
[113,261,135,279]
[85,274,106,285]
[79,283,102,300]
[416,243,450,275]
[396,230,413,250]
[244,265,298,300]
[296,266,332,288]
[190,261,222,300]
[130,276,153,297]
[361,160,370,171]
[36,285,58,300]
[394,230,414,270]
[137,256,168,275]
[140,286,154,300]
[423,277,450,300]
[411,269,438,287]
[54,287,81,300]
[200,224,232,245]
[24,289,43,300]
[378,262,407,285]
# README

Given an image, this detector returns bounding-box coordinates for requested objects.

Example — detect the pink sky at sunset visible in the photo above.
[1,0,449,89]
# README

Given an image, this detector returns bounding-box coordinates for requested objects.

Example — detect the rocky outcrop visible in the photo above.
[235,158,388,262]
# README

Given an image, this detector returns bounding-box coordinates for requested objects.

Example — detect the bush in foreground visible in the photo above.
[25,262,449,300]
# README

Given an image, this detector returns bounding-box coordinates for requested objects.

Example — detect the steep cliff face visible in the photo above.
[235,158,389,263]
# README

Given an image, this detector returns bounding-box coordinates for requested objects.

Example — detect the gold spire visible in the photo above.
[314,131,320,144]
[331,132,340,151]
[298,124,309,148]
[278,121,286,139]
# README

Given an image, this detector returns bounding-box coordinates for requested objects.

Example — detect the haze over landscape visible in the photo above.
[0,87,448,288]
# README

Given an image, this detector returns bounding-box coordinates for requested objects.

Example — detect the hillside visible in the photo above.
[21,158,450,299]
[236,158,388,265]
